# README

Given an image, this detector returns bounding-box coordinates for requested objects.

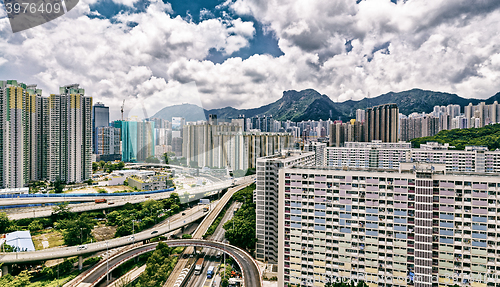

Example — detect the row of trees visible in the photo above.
[411,123,500,150]
[223,184,256,252]
[92,161,126,173]
[0,193,183,248]
[0,269,31,287]
[232,168,256,178]
[134,242,177,287]
[51,202,96,245]
[163,152,188,166]
[1,205,95,247]
[107,193,182,237]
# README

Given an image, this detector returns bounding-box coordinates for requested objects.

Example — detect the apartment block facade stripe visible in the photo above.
[0,81,92,188]
[278,163,500,287]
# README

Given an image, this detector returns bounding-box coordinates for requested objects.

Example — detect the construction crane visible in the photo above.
[121,99,125,120]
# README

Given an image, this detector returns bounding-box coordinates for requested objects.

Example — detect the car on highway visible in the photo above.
[127,236,135,241]
[216,252,221,259]
[182,212,186,216]
[151,230,159,235]
[77,245,88,251]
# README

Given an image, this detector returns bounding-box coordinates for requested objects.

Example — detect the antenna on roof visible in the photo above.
[121,99,125,121]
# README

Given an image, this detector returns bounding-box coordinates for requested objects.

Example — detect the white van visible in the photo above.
[77,245,88,251]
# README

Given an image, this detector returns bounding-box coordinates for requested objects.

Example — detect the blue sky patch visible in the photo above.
[88,0,283,62]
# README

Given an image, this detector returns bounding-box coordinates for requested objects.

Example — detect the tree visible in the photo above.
[142,199,163,216]
[163,153,169,164]
[219,263,232,287]
[92,162,99,172]
[11,270,31,287]
[145,156,160,163]
[2,243,15,252]
[182,234,192,239]
[0,212,10,234]
[28,220,43,232]
[51,202,73,221]
[59,215,95,246]
[223,215,257,250]
[137,242,175,287]
[53,179,65,193]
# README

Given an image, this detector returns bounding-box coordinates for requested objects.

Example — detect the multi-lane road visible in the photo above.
[73,240,260,287]
[2,177,255,220]
[163,182,253,287]
[0,204,207,264]
[185,201,242,287]
[0,176,258,286]
[70,181,256,287]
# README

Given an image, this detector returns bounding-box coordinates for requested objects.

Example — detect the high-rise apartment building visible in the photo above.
[0,81,93,187]
[255,150,316,263]
[278,162,500,287]
[329,120,365,147]
[183,121,294,171]
[304,142,326,166]
[49,84,92,183]
[326,141,500,174]
[95,126,121,161]
[92,102,110,154]
[0,81,48,188]
[35,95,49,181]
[120,120,155,162]
[400,102,500,142]
[365,103,399,143]
[326,141,411,169]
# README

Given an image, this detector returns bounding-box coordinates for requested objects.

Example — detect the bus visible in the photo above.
[194,258,204,275]
[207,266,215,279]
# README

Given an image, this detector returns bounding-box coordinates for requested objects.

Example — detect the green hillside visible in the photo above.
[152,89,500,122]
[410,124,500,150]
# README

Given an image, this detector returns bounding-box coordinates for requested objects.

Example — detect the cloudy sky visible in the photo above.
[1,0,500,120]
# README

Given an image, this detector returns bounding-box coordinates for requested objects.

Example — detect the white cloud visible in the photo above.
[1,0,500,121]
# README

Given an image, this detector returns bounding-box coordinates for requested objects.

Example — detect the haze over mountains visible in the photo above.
[152,89,500,122]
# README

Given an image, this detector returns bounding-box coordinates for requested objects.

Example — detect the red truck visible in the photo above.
[95,198,107,204]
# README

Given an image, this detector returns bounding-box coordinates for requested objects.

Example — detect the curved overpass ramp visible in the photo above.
[73,240,260,287]
[0,177,255,265]
[0,207,207,264]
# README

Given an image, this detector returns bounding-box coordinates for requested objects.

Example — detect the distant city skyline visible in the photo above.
[1,1,500,120]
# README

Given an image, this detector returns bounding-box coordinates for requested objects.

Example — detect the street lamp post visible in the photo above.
[106,240,109,282]
[132,220,136,245]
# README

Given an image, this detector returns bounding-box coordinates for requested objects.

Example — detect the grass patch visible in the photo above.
[172,246,185,255]
[203,184,256,239]
[32,229,64,250]
[28,270,80,287]
[204,198,234,239]
[113,252,151,279]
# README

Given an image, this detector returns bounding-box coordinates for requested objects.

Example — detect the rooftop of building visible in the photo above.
[258,150,315,162]
[286,162,500,178]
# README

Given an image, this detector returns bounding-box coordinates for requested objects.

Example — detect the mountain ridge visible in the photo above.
[151,88,500,122]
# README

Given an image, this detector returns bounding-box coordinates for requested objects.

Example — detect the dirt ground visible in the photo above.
[32,229,64,251]
[67,185,132,194]
[92,225,117,241]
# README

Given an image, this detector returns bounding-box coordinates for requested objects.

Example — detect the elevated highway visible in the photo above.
[66,180,256,287]
[72,240,260,287]
[163,181,253,287]
[0,206,206,264]
[2,177,253,220]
